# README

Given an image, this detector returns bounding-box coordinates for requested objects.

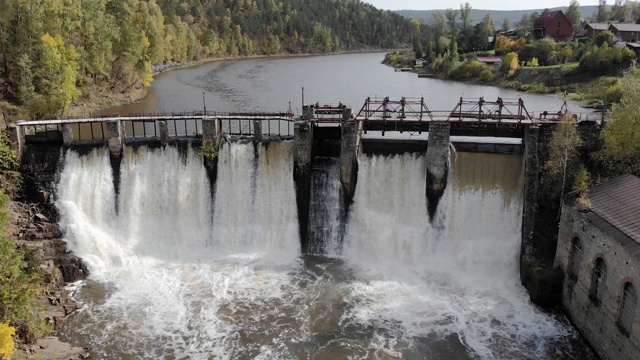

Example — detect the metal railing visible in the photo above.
[23,124,63,144]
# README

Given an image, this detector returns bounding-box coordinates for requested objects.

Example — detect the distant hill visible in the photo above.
[396,6,597,28]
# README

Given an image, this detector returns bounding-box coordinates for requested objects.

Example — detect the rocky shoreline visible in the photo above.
[7,184,90,359]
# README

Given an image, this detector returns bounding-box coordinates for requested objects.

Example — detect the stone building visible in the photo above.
[555,174,640,360]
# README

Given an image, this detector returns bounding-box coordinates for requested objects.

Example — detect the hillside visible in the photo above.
[0,0,413,119]
[397,6,597,27]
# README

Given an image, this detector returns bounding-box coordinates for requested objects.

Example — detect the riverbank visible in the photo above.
[1,171,89,360]
[61,50,385,119]
[384,51,620,111]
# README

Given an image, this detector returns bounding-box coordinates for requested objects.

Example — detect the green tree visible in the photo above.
[446,8,457,37]
[601,66,640,176]
[566,0,582,35]
[545,112,583,203]
[595,0,611,22]
[502,18,511,32]
[411,19,423,58]
[595,30,616,47]
[448,36,459,64]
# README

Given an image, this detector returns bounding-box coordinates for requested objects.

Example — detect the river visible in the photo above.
[105,52,587,116]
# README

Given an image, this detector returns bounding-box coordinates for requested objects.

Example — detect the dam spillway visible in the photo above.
[52,141,596,359]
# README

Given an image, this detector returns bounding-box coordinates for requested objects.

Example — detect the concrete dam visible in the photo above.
[10,98,602,358]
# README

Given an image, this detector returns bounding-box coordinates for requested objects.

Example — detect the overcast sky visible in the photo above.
[365,1,600,11]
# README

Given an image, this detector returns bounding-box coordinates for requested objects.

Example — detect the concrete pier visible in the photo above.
[521,126,539,267]
[159,121,168,146]
[62,124,73,148]
[340,120,358,207]
[202,118,220,189]
[7,124,24,163]
[106,121,124,157]
[425,122,450,221]
[293,121,314,253]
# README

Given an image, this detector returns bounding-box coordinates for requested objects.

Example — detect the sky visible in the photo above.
[365,0,601,11]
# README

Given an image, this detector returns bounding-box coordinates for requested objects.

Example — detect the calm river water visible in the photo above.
[105,52,587,116]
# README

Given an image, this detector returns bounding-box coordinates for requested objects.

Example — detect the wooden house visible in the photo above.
[533,10,573,42]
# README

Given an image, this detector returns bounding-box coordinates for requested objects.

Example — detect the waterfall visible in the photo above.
[340,151,574,359]
[212,141,299,258]
[56,145,586,359]
[308,157,344,256]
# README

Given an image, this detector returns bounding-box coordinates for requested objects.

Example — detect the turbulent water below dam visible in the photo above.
[56,142,596,359]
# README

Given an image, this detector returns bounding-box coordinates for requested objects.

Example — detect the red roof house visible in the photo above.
[533,10,574,42]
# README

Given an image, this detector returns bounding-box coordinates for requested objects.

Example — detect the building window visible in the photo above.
[618,282,637,336]
[589,258,607,305]
[568,237,582,280]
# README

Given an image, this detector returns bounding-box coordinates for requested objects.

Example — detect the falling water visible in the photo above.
[56,144,595,359]
[308,157,344,256]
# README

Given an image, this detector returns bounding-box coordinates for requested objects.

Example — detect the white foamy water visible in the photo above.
[57,145,592,359]
[341,152,578,359]
[308,157,344,256]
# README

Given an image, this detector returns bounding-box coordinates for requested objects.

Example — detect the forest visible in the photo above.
[0,0,413,118]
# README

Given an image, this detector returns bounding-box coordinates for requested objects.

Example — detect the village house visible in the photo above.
[609,23,640,43]
[578,23,610,39]
[533,10,574,42]
[555,174,640,360]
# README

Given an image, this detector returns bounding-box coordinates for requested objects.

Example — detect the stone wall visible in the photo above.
[293,121,314,253]
[522,121,603,307]
[556,205,640,360]
[425,122,450,221]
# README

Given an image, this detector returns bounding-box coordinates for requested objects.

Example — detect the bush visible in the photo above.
[0,191,47,341]
[0,323,15,358]
[501,52,519,74]
[529,57,539,67]
[479,69,496,82]
[448,60,492,80]
[578,46,636,75]
[604,81,623,104]
[595,31,616,47]
[0,132,17,172]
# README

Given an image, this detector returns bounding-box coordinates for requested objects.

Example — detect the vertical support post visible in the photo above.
[106,120,124,209]
[521,125,539,273]
[62,124,73,148]
[202,117,220,190]
[293,120,314,253]
[340,114,358,209]
[7,124,25,163]
[106,120,123,157]
[159,120,168,146]
[202,117,217,143]
[253,120,262,143]
[425,121,450,221]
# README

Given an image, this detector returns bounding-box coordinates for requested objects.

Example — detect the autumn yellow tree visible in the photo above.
[34,34,81,117]
[501,52,519,75]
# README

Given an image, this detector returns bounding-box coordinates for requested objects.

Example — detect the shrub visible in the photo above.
[0,132,17,172]
[530,57,539,67]
[479,69,496,82]
[578,46,636,75]
[501,52,519,74]
[0,323,15,358]
[448,60,492,80]
[604,81,622,104]
[595,31,616,48]
[0,191,47,340]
